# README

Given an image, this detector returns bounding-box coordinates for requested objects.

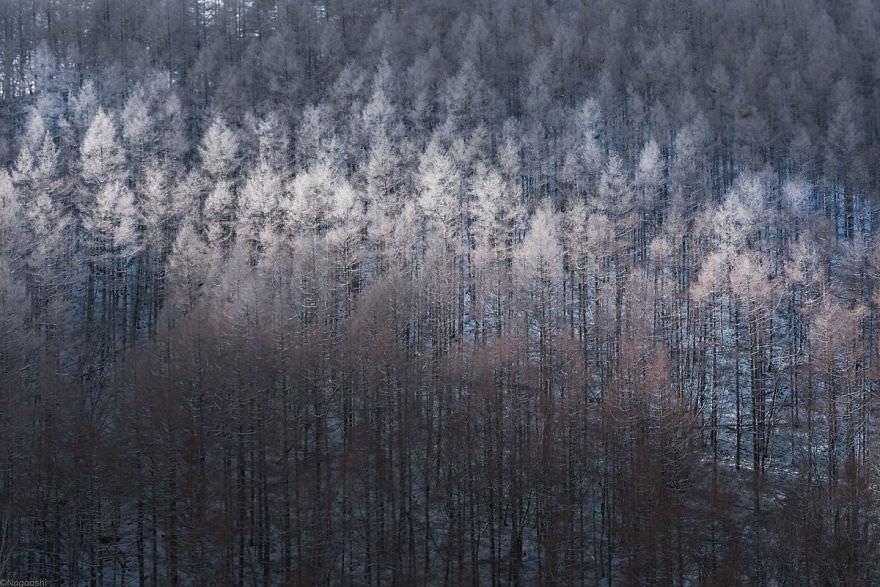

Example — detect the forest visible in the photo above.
[0,0,879,584]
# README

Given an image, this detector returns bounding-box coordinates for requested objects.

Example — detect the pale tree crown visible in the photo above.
[81,108,126,186]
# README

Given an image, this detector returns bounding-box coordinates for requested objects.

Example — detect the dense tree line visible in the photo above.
[0,0,879,584]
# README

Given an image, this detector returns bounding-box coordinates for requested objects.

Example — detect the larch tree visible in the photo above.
[0,1,878,584]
